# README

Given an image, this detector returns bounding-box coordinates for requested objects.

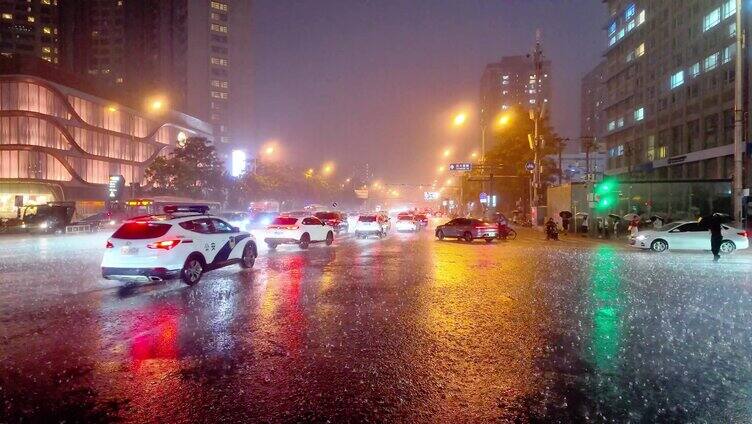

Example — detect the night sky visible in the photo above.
[251,0,607,183]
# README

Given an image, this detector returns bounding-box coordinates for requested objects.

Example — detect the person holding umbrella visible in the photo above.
[559,211,572,234]
[624,213,640,239]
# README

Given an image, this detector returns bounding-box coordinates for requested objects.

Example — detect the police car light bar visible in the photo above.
[163,205,210,214]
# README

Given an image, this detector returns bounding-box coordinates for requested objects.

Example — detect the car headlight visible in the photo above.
[108,220,116,226]
[39,222,48,229]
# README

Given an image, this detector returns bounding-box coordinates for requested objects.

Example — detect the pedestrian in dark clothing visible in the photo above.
[700,214,724,262]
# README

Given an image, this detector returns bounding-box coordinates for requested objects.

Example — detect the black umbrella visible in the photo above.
[608,214,621,220]
[713,213,733,223]
[559,211,573,219]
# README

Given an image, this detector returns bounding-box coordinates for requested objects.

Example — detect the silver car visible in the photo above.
[435,218,498,243]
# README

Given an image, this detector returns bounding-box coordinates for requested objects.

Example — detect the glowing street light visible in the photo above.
[322,162,335,176]
[443,148,451,158]
[498,113,512,126]
[470,152,478,159]
[453,112,467,127]
[264,146,275,155]
[148,97,166,112]
[437,165,445,173]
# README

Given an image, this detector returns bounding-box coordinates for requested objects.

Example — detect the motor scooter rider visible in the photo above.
[495,212,509,239]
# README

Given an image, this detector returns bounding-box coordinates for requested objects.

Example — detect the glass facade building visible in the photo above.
[0,74,213,217]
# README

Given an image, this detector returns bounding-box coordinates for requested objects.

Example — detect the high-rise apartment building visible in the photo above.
[480,55,551,126]
[55,0,251,151]
[580,60,607,154]
[602,0,742,181]
[0,0,60,64]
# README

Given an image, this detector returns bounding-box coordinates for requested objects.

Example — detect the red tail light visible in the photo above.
[267,225,299,230]
[738,231,748,237]
[147,239,181,250]
[105,240,114,249]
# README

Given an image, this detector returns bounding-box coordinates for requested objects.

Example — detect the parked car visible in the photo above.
[629,221,749,253]
[264,215,334,249]
[435,218,498,243]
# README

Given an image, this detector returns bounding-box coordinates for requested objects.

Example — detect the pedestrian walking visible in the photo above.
[581,214,589,234]
[700,213,724,262]
[628,217,640,238]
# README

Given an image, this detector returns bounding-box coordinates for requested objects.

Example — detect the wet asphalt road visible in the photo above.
[2,226,752,422]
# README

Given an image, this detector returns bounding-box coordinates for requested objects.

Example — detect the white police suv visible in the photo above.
[101,205,258,285]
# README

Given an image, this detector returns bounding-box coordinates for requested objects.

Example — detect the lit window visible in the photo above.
[617,145,624,156]
[704,52,719,70]
[42,26,52,34]
[636,10,646,26]
[608,121,616,131]
[211,23,228,33]
[658,146,667,159]
[42,56,52,62]
[670,70,684,89]
[501,104,509,110]
[728,22,736,37]
[704,8,721,32]
[634,107,644,121]
[42,46,51,53]
[502,75,509,80]
[635,43,645,57]
[626,51,635,63]
[116,77,123,83]
[626,20,635,32]
[210,57,228,66]
[211,91,228,99]
[502,80,509,85]
[41,0,51,4]
[608,36,616,46]
[211,1,228,11]
[689,62,700,78]
[625,4,635,20]
[608,21,616,36]
[2,13,12,20]
[529,99,536,104]
[722,0,736,19]
[27,16,34,22]
[617,117,624,128]
[723,44,735,64]
[616,28,625,40]
[211,79,228,88]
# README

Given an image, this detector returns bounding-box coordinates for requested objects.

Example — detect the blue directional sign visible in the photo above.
[449,163,472,171]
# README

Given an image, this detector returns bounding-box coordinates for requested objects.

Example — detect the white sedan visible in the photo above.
[629,221,749,253]
[264,215,334,249]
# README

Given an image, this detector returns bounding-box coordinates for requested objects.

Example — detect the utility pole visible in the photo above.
[733,0,745,223]
[529,33,545,223]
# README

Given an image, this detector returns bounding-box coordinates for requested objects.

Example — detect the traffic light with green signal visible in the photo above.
[594,178,619,211]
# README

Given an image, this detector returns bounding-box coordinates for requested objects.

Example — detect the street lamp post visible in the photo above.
[732,0,745,223]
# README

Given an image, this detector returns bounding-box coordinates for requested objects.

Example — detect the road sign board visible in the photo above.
[524,161,535,171]
[448,163,472,171]
[479,192,488,204]
[424,191,440,200]
[354,189,369,199]
[108,175,125,199]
